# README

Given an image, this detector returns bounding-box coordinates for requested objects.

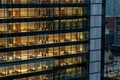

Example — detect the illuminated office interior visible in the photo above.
[0,0,105,80]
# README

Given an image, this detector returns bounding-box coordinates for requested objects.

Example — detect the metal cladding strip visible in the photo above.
[0,16,89,23]
[0,40,89,52]
[0,52,88,67]
[0,28,88,38]
[0,3,89,8]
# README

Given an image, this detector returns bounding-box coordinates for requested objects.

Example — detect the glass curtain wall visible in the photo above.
[0,0,89,79]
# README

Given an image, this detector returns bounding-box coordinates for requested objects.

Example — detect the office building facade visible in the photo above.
[115,17,120,45]
[0,0,105,80]
[106,0,120,17]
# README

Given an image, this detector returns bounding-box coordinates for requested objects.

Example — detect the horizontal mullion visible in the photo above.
[0,40,89,52]
[0,28,88,38]
[0,4,89,8]
[0,52,88,67]
[0,16,89,23]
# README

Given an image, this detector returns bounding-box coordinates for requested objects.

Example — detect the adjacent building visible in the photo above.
[0,0,105,80]
[115,17,120,45]
[106,17,116,30]
[106,0,120,16]
[105,17,115,46]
